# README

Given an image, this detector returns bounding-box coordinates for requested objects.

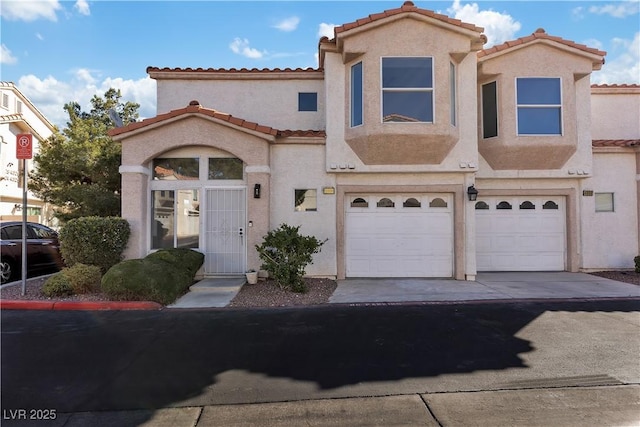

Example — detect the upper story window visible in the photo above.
[350,62,363,127]
[382,57,433,123]
[298,92,317,112]
[1,93,9,109]
[450,62,456,126]
[482,81,498,138]
[16,100,23,114]
[516,77,562,135]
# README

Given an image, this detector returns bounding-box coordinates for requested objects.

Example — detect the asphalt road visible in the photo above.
[2,300,639,425]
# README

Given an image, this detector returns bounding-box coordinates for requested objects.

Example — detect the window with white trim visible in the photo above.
[482,81,498,138]
[1,93,9,109]
[295,189,317,212]
[151,189,200,249]
[350,62,363,127]
[595,192,614,212]
[382,57,433,123]
[516,77,562,135]
[450,62,456,126]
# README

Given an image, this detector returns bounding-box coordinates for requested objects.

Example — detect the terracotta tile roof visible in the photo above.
[591,84,640,88]
[592,139,640,147]
[146,66,320,74]
[478,28,606,60]
[108,101,325,139]
[277,130,326,137]
[333,1,484,37]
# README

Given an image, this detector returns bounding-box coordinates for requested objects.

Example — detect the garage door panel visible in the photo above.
[476,196,565,272]
[345,194,453,278]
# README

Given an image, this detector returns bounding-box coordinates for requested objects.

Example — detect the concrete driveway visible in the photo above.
[329,272,640,304]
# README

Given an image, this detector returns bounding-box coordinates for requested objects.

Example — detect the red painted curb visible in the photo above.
[0,300,163,311]
[0,300,55,310]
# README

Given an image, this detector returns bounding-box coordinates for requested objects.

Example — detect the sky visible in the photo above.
[1,0,639,128]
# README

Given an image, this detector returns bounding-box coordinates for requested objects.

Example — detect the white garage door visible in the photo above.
[476,196,566,271]
[345,194,453,277]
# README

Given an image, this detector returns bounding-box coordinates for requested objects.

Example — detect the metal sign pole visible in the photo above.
[21,158,27,296]
[16,133,32,296]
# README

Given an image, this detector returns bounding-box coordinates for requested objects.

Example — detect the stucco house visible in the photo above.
[0,82,56,225]
[110,1,639,280]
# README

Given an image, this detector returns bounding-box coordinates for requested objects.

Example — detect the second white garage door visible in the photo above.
[345,194,453,277]
[476,196,566,271]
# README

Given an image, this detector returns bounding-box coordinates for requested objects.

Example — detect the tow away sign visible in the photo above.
[16,134,33,159]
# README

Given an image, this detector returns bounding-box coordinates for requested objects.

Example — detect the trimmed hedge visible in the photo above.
[101,248,204,305]
[42,263,102,297]
[42,273,73,297]
[59,216,130,272]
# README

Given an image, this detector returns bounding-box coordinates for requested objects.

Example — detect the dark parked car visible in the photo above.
[0,221,64,284]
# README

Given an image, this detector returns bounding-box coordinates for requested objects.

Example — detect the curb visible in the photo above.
[0,300,163,311]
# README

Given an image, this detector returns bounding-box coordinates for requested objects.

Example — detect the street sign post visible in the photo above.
[16,134,32,296]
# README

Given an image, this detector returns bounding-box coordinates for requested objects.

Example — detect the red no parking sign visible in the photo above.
[16,133,33,159]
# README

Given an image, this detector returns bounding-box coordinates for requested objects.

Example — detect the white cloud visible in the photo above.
[16,72,157,128]
[318,23,336,39]
[273,16,299,32]
[592,32,640,84]
[571,6,585,20]
[0,44,18,65]
[0,0,61,22]
[36,32,45,41]
[229,38,265,59]
[74,0,90,16]
[447,0,521,47]
[583,38,604,51]
[589,1,640,18]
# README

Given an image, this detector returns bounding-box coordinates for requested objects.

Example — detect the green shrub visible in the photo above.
[145,248,204,277]
[42,273,73,297]
[635,255,640,273]
[255,223,327,293]
[101,249,204,305]
[59,216,130,272]
[64,263,102,294]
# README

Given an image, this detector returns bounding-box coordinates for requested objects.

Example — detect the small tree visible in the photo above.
[256,224,327,293]
[30,88,139,221]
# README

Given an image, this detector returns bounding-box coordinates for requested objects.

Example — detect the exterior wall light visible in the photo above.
[467,185,478,201]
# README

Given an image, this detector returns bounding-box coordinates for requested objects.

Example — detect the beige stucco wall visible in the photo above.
[119,115,273,264]
[478,43,594,175]
[324,17,479,172]
[156,78,325,131]
[581,151,638,269]
[590,88,640,139]
[269,143,336,276]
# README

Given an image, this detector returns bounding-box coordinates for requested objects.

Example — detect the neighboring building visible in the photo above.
[110,1,639,280]
[0,82,56,225]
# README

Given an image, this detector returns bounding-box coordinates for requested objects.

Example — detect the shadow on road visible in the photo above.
[2,299,638,418]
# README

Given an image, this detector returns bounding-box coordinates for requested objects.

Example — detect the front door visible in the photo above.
[204,188,246,275]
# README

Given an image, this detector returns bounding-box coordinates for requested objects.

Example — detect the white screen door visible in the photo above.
[204,188,246,275]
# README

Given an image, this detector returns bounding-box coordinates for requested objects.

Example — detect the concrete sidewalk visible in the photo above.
[13,385,638,426]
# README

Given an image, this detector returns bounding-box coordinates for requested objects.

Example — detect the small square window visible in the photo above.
[595,193,614,212]
[298,93,317,112]
[295,189,317,212]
